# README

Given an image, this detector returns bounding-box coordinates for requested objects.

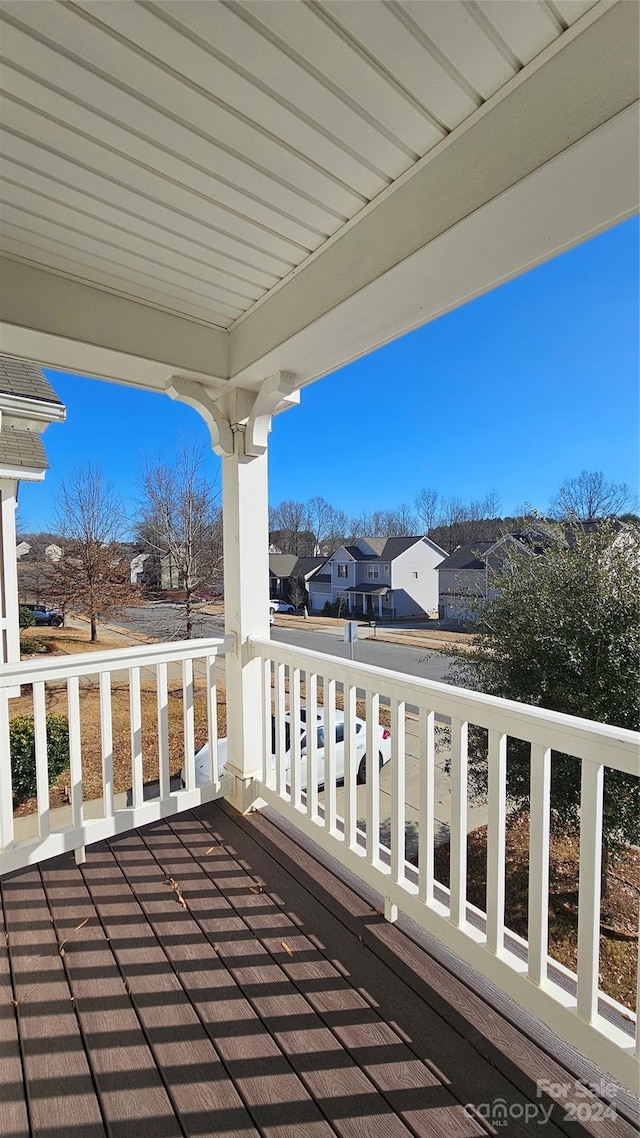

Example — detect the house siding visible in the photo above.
[329,548,355,601]
[389,540,443,617]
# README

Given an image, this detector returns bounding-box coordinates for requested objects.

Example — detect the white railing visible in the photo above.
[0,637,229,874]
[249,636,640,1093]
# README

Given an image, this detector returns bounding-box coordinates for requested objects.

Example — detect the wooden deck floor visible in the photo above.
[1,802,636,1138]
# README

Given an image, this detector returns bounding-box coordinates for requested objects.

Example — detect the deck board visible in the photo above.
[40,855,187,1138]
[0,882,30,1138]
[79,840,258,1138]
[1,867,106,1138]
[159,814,479,1138]
[1,803,636,1138]
[138,819,434,1138]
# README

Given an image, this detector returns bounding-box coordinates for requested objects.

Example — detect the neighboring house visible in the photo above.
[130,551,150,585]
[436,521,631,619]
[315,536,446,619]
[0,355,65,666]
[45,543,62,562]
[269,554,326,607]
[15,541,30,559]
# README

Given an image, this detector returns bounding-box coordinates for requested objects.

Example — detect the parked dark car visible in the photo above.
[25,604,63,627]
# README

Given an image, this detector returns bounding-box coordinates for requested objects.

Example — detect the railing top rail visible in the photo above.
[0,635,228,688]
[250,637,640,775]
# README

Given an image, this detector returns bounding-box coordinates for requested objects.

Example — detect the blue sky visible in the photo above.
[18,215,639,535]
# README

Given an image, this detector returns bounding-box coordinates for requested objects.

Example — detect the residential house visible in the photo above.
[437,539,502,619]
[0,355,65,663]
[0,2,637,1120]
[438,522,635,619]
[316,536,446,618]
[269,553,326,606]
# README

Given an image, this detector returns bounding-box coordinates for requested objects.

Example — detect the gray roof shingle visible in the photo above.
[0,427,49,471]
[0,356,63,405]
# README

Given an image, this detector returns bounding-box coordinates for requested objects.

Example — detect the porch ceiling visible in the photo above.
[0,1,638,397]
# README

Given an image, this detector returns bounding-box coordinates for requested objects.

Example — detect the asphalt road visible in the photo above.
[117,604,453,685]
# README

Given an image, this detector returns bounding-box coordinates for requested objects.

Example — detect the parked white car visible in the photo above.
[269,599,296,613]
[181,709,391,789]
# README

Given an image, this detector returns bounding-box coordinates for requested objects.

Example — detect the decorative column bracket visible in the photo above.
[167,372,299,458]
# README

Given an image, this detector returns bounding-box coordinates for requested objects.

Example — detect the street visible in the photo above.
[116,604,453,685]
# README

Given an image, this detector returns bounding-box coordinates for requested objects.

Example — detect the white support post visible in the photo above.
[221,439,270,811]
[173,373,298,813]
[0,481,21,694]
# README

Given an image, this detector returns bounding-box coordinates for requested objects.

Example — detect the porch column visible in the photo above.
[169,372,299,811]
[0,479,20,667]
[222,441,270,798]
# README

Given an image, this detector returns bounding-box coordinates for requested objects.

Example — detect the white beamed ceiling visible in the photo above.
[0,0,638,396]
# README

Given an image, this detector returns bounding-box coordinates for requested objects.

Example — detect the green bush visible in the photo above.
[20,637,47,656]
[19,605,35,629]
[322,597,350,618]
[9,715,70,804]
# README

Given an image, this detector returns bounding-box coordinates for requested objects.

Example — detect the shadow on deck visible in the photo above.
[0,802,636,1138]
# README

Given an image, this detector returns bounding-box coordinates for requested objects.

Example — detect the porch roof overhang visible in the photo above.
[346,583,390,596]
[0,1,638,399]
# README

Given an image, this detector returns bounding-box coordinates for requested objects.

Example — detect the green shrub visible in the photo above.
[322,597,350,618]
[19,605,35,629]
[20,637,47,656]
[9,715,70,804]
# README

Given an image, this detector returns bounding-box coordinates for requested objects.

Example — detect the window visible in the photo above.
[367,564,380,579]
[335,723,344,744]
[383,564,389,576]
[337,564,348,579]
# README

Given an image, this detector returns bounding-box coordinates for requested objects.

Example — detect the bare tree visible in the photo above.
[49,465,137,642]
[388,502,419,535]
[270,499,313,554]
[414,487,440,534]
[550,470,636,522]
[137,446,222,638]
[437,496,468,553]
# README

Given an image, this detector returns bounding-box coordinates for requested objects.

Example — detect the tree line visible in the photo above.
[270,471,637,556]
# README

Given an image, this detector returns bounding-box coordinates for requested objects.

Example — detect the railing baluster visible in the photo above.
[130,666,144,806]
[449,717,469,927]
[325,678,337,836]
[275,662,286,796]
[290,666,302,809]
[528,743,551,986]
[486,729,507,955]
[206,655,219,789]
[365,691,380,865]
[343,685,357,850]
[390,698,406,885]
[576,761,604,1022]
[99,672,114,819]
[262,658,273,787]
[156,662,170,798]
[33,681,50,840]
[67,675,83,833]
[0,688,13,849]
[418,707,435,905]
[182,657,195,778]
[307,673,318,821]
